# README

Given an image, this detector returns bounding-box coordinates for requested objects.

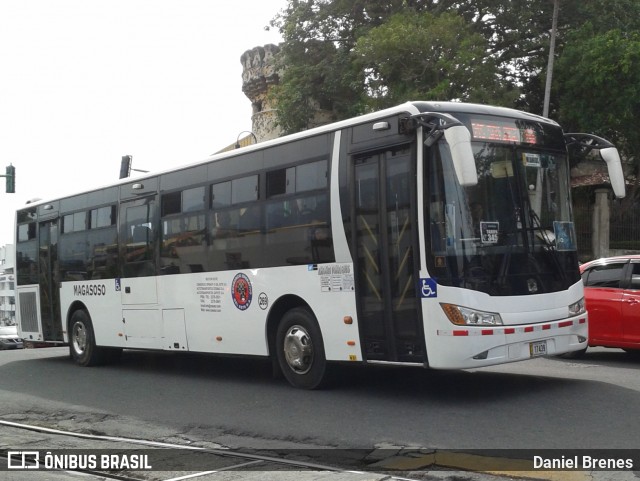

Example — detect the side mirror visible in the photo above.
[565,133,626,198]
[444,125,478,186]
[600,147,625,198]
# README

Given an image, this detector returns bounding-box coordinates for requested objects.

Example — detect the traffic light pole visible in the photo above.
[2,164,15,193]
[119,155,148,179]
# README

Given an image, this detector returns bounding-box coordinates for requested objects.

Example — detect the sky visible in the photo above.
[0,0,287,246]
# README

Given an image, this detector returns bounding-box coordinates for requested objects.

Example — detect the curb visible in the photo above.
[369,451,591,481]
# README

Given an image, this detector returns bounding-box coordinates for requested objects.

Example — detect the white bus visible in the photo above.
[15,102,625,389]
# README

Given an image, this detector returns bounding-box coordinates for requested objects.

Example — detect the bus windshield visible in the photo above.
[427,134,580,296]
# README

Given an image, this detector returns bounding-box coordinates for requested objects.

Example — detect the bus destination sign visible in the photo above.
[471,120,538,144]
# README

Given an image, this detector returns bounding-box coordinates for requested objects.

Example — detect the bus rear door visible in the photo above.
[119,194,162,349]
[38,219,63,342]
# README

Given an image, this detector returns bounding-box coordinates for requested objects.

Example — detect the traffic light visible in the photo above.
[5,164,15,193]
[119,155,132,179]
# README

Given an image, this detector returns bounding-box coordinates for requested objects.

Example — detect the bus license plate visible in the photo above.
[530,340,547,357]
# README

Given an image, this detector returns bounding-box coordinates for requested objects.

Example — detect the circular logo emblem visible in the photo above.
[258,292,268,310]
[231,273,252,311]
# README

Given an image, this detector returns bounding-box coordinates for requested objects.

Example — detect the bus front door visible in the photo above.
[38,219,63,342]
[352,148,425,363]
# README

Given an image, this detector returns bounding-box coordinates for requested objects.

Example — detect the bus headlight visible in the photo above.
[568,298,586,317]
[440,303,503,326]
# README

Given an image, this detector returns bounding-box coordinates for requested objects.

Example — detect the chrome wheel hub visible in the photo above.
[72,322,87,354]
[283,325,314,374]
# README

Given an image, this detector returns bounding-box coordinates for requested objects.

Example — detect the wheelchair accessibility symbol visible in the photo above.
[419,278,437,298]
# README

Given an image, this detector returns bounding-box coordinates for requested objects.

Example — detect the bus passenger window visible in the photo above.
[207,208,242,271]
[123,201,156,277]
[132,225,151,243]
[238,205,261,232]
[212,210,236,239]
[160,213,206,275]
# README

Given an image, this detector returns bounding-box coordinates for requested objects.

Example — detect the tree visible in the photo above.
[555,25,640,197]
[269,0,640,135]
[353,11,518,110]
[522,0,640,116]
[269,0,551,133]
[270,0,412,133]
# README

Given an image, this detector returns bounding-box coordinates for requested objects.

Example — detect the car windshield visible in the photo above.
[426,139,580,296]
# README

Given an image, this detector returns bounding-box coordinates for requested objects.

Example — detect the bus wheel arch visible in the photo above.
[266,295,307,357]
[268,296,327,389]
[68,307,98,366]
[67,304,119,366]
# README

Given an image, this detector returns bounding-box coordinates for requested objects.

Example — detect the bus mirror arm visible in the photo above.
[424,129,443,147]
[411,113,478,187]
[411,112,463,141]
[564,133,626,198]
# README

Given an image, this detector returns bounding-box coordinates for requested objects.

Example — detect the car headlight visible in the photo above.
[568,298,586,316]
[440,303,503,326]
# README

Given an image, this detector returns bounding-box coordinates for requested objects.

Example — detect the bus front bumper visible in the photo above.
[429,314,588,369]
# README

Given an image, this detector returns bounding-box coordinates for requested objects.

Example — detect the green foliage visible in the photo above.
[353,11,518,110]
[269,0,416,133]
[270,0,553,132]
[555,24,640,202]
[269,0,640,163]
[556,25,640,163]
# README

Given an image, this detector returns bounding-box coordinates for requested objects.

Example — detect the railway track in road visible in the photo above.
[0,419,421,481]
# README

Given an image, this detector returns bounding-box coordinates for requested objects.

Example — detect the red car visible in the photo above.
[579,255,640,354]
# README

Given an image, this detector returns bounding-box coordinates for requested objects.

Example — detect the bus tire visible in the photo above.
[69,309,107,367]
[276,307,327,389]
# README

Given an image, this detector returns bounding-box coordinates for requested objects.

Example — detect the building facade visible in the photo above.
[0,244,15,326]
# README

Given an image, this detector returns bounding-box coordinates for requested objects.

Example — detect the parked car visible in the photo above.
[577,255,640,355]
[0,325,24,350]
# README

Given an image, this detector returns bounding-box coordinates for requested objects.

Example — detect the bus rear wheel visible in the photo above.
[69,309,113,366]
[276,307,327,389]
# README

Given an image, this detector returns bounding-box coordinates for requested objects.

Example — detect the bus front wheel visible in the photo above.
[69,309,109,366]
[276,307,327,389]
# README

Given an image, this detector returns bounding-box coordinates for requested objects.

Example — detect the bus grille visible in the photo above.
[19,292,39,333]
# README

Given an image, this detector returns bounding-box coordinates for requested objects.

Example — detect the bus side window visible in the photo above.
[86,206,118,280]
[207,208,242,270]
[122,200,157,277]
[132,225,151,243]
[212,210,236,239]
[238,205,261,232]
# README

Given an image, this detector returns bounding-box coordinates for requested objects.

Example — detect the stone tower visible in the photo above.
[240,44,282,143]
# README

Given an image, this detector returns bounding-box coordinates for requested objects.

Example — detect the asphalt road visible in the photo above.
[1,346,639,452]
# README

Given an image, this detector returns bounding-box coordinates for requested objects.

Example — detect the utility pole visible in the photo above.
[543,0,560,118]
